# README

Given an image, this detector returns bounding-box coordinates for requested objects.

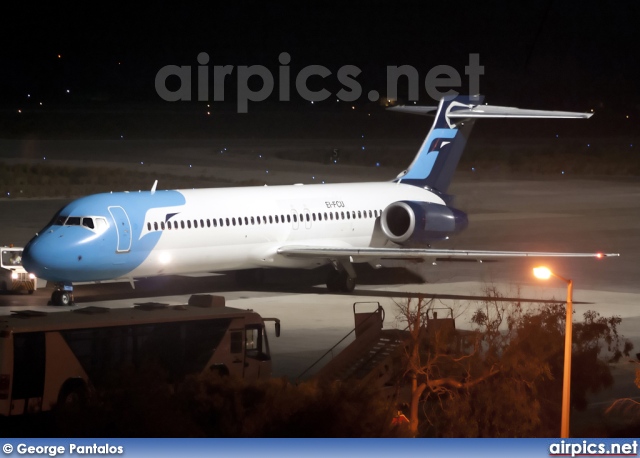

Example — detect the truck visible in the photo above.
[0,246,44,294]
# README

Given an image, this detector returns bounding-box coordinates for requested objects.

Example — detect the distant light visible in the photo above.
[39,102,43,106]
[596,253,603,259]
[206,112,210,115]
[322,181,325,184]
[120,135,124,139]
[43,157,46,160]
[140,161,144,165]
[66,89,70,93]
[631,144,634,148]
[333,160,337,164]
[27,94,30,98]
[533,266,552,280]
[336,99,339,102]
[587,144,590,147]
[311,101,314,104]
[361,146,365,150]
[361,135,364,138]
[413,101,417,105]
[471,167,475,172]
[351,106,355,110]
[555,134,559,138]
[266,170,269,173]
[561,171,565,175]
[189,164,192,168]
[57,54,61,59]
[626,115,629,119]
[375,162,380,167]
[312,176,315,180]
[258,154,262,158]
[590,109,594,112]
[17,109,21,113]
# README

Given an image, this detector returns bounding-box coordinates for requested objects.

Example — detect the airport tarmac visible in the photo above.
[1,159,639,434]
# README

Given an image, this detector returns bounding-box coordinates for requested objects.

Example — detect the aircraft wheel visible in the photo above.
[326,270,355,293]
[60,292,72,306]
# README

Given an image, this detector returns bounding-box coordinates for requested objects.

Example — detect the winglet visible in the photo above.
[151,180,158,195]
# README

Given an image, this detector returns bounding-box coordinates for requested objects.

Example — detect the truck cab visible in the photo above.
[1,246,44,294]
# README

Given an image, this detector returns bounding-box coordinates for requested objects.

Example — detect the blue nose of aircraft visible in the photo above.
[22,233,65,282]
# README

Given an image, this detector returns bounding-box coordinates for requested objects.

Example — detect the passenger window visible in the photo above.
[194,220,198,228]
[225,218,230,226]
[251,216,255,225]
[287,215,291,223]
[244,217,248,225]
[147,222,152,231]
[293,214,297,223]
[213,219,217,227]
[232,218,236,226]
[312,213,316,221]
[200,219,204,227]
[174,221,178,229]
[161,222,165,230]
[275,215,279,223]
[269,216,273,224]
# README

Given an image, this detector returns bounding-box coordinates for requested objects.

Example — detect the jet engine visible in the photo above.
[380,201,468,245]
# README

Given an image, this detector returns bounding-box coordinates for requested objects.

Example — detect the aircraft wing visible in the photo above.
[277,245,618,260]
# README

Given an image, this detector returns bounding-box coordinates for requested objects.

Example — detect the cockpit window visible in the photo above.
[82,218,95,229]
[66,217,81,226]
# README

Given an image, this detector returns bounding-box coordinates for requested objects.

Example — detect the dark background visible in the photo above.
[1,1,639,140]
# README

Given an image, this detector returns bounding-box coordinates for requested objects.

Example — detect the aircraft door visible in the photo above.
[108,206,132,253]
[291,210,299,230]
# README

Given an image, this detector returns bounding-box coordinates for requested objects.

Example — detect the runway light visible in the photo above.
[376,162,380,167]
[562,171,565,175]
[471,167,475,172]
[533,266,552,280]
[596,253,603,259]
[66,89,70,93]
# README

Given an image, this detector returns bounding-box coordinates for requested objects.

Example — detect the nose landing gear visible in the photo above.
[50,283,75,306]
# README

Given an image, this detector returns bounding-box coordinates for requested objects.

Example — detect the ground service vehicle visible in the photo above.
[0,295,280,416]
[0,246,41,294]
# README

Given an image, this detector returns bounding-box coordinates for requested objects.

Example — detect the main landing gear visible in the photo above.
[326,260,356,293]
[50,283,75,306]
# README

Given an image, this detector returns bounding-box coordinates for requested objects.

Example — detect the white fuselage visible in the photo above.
[131,181,442,278]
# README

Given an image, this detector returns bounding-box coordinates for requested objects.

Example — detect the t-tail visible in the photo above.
[390,94,593,193]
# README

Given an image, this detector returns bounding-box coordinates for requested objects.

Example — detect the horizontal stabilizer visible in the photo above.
[388,103,592,119]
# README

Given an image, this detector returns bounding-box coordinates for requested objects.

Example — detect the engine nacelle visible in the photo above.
[380,201,468,245]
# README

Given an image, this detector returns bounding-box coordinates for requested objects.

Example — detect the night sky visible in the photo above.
[2,1,639,130]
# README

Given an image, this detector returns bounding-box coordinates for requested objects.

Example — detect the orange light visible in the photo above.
[596,253,603,259]
[533,266,552,280]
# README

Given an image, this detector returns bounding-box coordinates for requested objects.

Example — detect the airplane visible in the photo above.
[22,95,618,306]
